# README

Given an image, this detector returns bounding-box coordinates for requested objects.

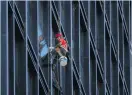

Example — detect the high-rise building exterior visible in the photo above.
[1,1,132,95]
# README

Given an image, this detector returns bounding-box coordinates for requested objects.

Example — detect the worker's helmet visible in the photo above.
[55,33,62,38]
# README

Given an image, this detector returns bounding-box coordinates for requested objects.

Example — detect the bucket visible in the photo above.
[59,56,67,66]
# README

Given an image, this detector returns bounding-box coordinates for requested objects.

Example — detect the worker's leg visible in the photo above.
[59,47,67,56]
[56,47,67,57]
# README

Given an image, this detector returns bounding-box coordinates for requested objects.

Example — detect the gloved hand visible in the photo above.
[49,47,55,52]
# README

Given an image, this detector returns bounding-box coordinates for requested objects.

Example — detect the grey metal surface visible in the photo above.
[0,1,131,95]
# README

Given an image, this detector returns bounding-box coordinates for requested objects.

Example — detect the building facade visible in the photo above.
[1,1,132,95]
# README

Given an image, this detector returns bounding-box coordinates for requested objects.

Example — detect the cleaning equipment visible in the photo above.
[59,56,67,66]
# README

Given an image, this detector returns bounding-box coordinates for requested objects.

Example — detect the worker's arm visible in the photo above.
[55,43,61,48]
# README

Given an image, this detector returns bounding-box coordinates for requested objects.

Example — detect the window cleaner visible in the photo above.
[49,33,68,66]
[55,33,68,66]
[49,33,68,93]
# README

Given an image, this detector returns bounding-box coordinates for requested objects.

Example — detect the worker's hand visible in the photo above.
[55,47,60,52]
[56,43,61,48]
[49,47,55,52]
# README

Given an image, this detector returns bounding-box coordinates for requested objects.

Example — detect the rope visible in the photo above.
[53,55,63,94]
[56,55,60,95]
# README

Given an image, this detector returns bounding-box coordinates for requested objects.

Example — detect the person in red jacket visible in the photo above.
[55,33,68,66]
[55,33,68,54]
[51,33,68,91]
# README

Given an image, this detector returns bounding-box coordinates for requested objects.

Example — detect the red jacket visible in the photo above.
[58,38,68,52]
